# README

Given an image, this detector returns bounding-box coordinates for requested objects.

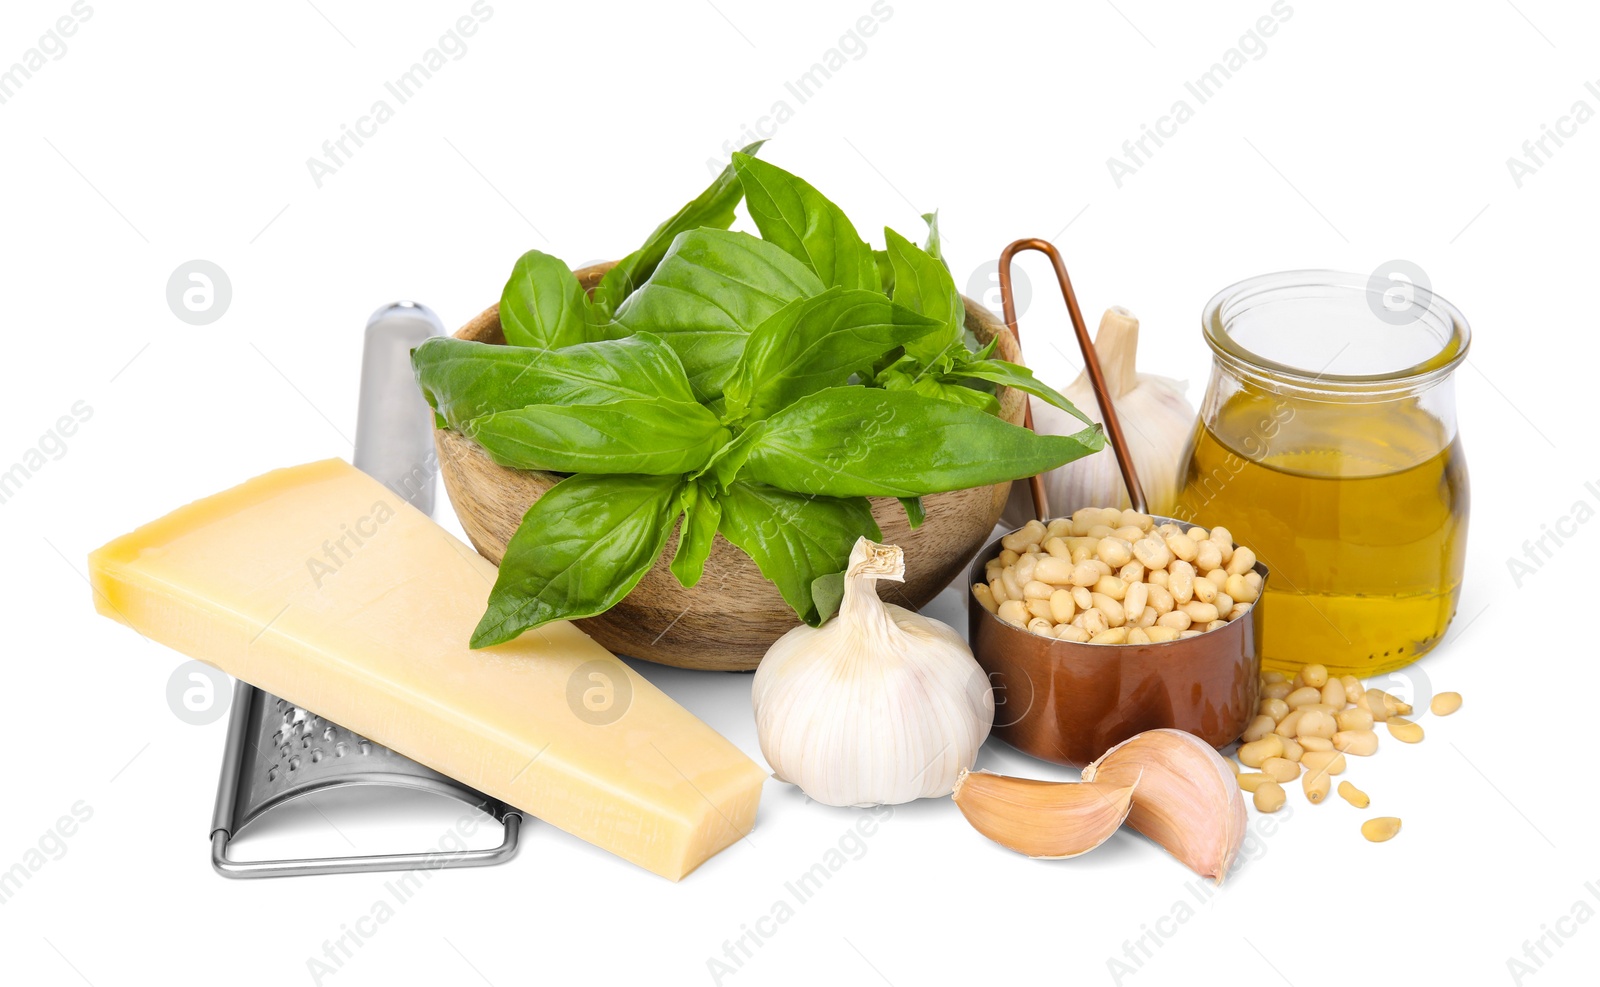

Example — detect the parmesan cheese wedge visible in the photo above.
[89,459,764,881]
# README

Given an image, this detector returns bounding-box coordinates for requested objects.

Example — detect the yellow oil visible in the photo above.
[1174,391,1469,678]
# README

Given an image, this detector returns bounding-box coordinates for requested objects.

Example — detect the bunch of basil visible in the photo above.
[414,145,1104,648]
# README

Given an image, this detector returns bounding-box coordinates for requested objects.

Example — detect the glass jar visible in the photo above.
[1174,270,1471,678]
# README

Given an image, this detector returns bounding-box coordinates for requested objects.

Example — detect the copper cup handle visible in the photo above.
[997,238,1148,520]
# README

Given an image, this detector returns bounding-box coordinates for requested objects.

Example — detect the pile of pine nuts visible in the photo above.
[973,508,1261,644]
[1232,661,1463,842]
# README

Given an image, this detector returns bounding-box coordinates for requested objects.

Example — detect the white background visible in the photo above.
[2,1,1596,985]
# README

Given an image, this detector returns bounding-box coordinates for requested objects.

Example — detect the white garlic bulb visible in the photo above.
[1003,306,1195,526]
[751,538,994,807]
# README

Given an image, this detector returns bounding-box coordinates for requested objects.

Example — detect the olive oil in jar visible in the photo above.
[1174,391,1469,678]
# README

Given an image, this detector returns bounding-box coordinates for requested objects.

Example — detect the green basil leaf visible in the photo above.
[884,227,963,365]
[876,358,1001,416]
[949,357,1095,425]
[616,228,825,401]
[810,571,845,624]
[464,399,730,476]
[722,287,943,422]
[742,386,1106,498]
[670,481,722,589]
[499,250,592,351]
[591,140,766,317]
[716,480,879,625]
[731,153,878,291]
[873,249,895,296]
[898,496,926,529]
[471,474,683,648]
[413,333,697,427]
[921,210,948,269]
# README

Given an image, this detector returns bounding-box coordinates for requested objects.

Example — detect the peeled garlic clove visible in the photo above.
[1081,728,1247,884]
[952,770,1135,859]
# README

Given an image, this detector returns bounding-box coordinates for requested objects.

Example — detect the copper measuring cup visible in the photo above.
[968,239,1266,767]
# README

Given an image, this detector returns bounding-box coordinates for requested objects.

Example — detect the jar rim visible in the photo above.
[1202,270,1470,389]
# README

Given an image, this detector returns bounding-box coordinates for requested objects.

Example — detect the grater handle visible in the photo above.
[212,815,522,878]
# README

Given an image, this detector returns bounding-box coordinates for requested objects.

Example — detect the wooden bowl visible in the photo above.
[435,262,1027,671]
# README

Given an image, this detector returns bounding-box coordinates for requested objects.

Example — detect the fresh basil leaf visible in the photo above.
[722,287,943,422]
[591,140,766,317]
[413,333,697,428]
[873,249,895,295]
[669,481,722,589]
[921,210,948,269]
[471,474,683,647]
[884,227,963,366]
[464,399,730,476]
[810,571,845,624]
[731,153,878,291]
[697,421,766,491]
[499,250,593,351]
[615,228,824,401]
[616,229,823,333]
[742,386,1106,498]
[898,496,926,529]
[949,357,1095,425]
[876,357,1001,415]
[716,480,879,625]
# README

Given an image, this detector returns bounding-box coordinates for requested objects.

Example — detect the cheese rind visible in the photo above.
[89,459,764,880]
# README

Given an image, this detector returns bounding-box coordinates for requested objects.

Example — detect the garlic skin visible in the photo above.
[1004,306,1194,525]
[752,538,994,807]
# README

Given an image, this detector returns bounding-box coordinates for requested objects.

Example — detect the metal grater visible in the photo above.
[210,301,522,878]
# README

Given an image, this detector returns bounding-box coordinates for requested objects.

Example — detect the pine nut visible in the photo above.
[1263,672,1286,685]
[1226,545,1257,576]
[1259,698,1290,721]
[1145,625,1180,643]
[1336,708,1374,732]
[1321,680,1347,707]
[1093,575,1129,601]
[1091,593,1126,627]
[1239,735,1285,768]
[1333,730,1379,756]
[1166,533,1199,562]
[1055,624,1090,642]
[1157,610,1192,631]
[1274,709,1305,737]
[1242,715,1278,744]
[1279,737,1304,762]
[1193,576,1219,604]
[1431,692,1463,716]
[1124,582,1149,619]
[1182,601,1220,623]
[1027,599,1053,620]
[1027,617,1054,636]
[1338,781,1370,808]
[1303,771,1330,804]
[1127,627,1151,645]
[1297,736,1333,753]
[1120,561,1145,584]
[1133,537,1172,570]
[1146,583,1174,614]
[1340,675,1362,701]
[1387,717,1424,744]
[1089,627,1128,645]
[1072,586,1094,611]
[1096,537,1133,568]
[1169,561,1196,604]
[1361,817,1401,842]
[998,600,1029,626]
[1048,589,1076,624]
[1033,556,1074,584]
[1225,573,1259,603]
[1254,781,1287,813]
[1069,562,1101,587]
[972,583,999,614]
[1237,772,1271,792]
[1024,579,1054,600]
[1302,664,1329,688]
[1286,687,1322,709]
[1296,709,1336,739]
[1196,539,1223,573]
[1044,536,1071,560]
[1262,757,1300,783]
